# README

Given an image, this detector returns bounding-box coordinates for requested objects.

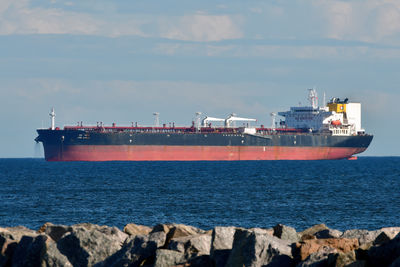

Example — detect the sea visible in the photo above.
[0,157,399,232]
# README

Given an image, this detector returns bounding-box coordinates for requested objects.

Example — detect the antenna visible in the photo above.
[49,108,56,130]
[195,112,202,130]
[323,92,326,108]
[270,112,277,129]
[153,112,160,127]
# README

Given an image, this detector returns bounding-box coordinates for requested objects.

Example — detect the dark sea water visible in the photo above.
[0,157,399,232]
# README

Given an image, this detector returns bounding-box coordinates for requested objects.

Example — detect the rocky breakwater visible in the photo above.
[1,223,400,267]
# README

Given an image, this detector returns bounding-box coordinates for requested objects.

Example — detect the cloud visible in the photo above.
[159,14,243,42]
[0,1,242,42]
[312,0,400,44]
[0,1,146,37]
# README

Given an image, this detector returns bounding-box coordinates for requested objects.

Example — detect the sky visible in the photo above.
[0,0,399,157]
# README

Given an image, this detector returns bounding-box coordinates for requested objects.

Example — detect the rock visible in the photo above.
[341,229,379,246]
[368,233,400,267]
[0,226,37,242]
[300,224,329,238]
[41,238,73,267]
[0,226,38,266]
[296,238,359,261]
[389,256,400,267]
[274,224,300,243]
[301,234,317,241]
[123,223,152,236]
[55,224,128,267]
[327,250,357,267]
[153,249,185,267]
[186,255,214,267]
[226,228,293,267]
[315,229,343,239]
[211,226,236,251]
[169,234,212,259]
[210,226,236,267]
[152,223,205,237]
[297,246,338,267]
[151,223,206,249]
[39,223,72,242]
[10,235,45,267]
[102,231,166,267]
[373,227,400,246]
[3,231,72,267]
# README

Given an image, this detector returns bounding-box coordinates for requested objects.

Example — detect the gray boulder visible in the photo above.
[300,224,329,238]
[327,250,358,267]
[0,226,39,266]
[55,224,128,267]
[368,233,400,267]
[39,222,73,242]
[101,231,166,267]
[11,234,48,267]
[151,223,206,250]
[153,249,185,267]
[210,226,236,267]
[169,233,212,258]
[373,227,400,246]
[341,229,379,246]
[274,224,300,243]
[41,238,73,267]
[226,228,293,267]
[315,229,343,239]
[10,233,72,267]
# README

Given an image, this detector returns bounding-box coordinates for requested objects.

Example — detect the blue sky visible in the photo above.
[0,0,399,157]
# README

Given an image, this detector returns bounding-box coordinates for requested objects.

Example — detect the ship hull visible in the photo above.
[36,129,373,161]
[42,144,367,161]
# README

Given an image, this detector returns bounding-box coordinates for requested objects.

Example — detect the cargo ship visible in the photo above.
[35,90,373,161]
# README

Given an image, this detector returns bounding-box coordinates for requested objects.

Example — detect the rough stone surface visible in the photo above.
[11,234,72,267]
[210,226,236,267]
[211,226,236,251]
[169,233,212,259]
[373,227,400,246]
[297,246,338,267]
[327,250,357,267]
[0,226,37,242]
[389,256,400,267]
[123,223,152,236]
[315,229,343,239]
[300,224,329,238]
[152,223,206,249]
[41,238,73,267]
[226,228,293,267]
[11,235,48,267]
[153,249,185,267]
[102,231,166,267]
[296,238,359,261]
[55,224,128,267]
[274,224,300,243]
[0,227,40,267]
[341,229,379,246]
[5,223,400,267]
[368,233,400,267]
[39,223,73,242]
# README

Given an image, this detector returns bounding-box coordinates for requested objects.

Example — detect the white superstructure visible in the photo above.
[278,89,364,136]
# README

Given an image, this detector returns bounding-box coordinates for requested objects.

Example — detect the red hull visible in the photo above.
[43,145,367,161]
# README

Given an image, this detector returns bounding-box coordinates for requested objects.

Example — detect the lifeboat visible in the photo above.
[331,120,342,126]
